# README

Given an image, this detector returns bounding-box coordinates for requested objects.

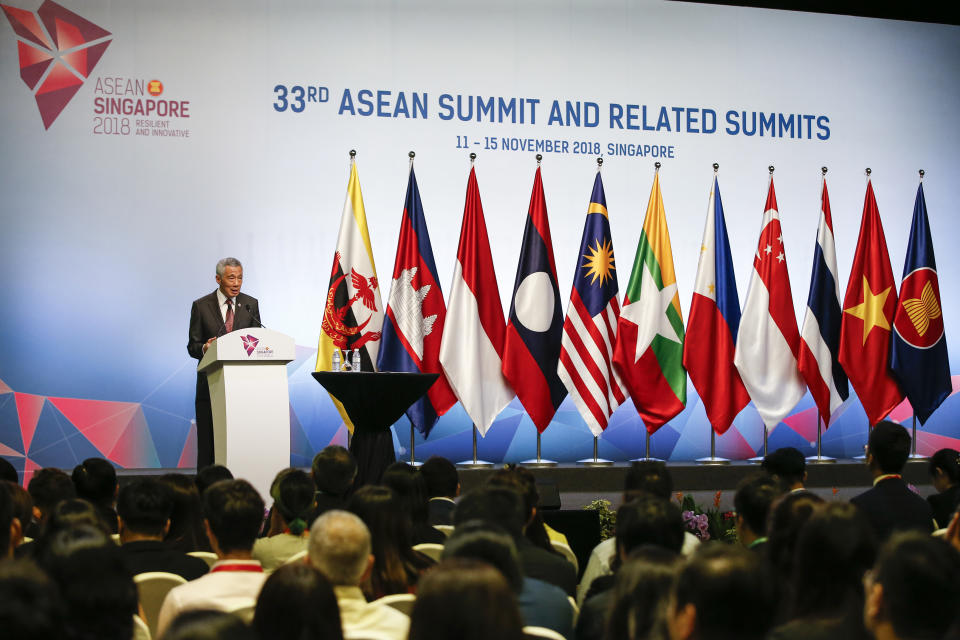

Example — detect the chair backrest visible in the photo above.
[523,626,567,640]
[550,541,578,575]
[132,614,151,640]
[567,596,579,628]
[187,551,218,568]
[283,549,309,566]
[134,572,187,639]
[433,525,454,537]
[373,593,416,617]
[225,602,256,624]
[412,542,444,562]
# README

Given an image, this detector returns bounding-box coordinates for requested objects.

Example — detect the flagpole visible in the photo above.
[579,434,614,467]
[408,420,422,467]
[851,167,874,462]
[806,413,836,464]
[907,170,929,462]
[458,424,493,468]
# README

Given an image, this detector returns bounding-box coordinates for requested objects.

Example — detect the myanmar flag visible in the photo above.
[613,170,686,433]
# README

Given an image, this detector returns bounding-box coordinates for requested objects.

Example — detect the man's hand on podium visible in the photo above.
[202,337,216,354]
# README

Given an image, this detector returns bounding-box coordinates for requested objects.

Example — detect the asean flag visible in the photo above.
[377,164,457,437]
[503,166,567,433]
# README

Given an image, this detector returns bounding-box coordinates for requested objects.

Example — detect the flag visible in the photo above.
[438,166,514,436]
[502,166,567,433]
[891,183,950,424]
[613,171,686,433]
[734,177,806,429]
[798,177,849,425]
[683,175,750,435]
[316,158,384,432]
[377,164,457,437]
[839,179,904,425]
[557,170,627,437]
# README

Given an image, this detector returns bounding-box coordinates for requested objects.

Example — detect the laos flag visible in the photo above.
[377,164,457,436]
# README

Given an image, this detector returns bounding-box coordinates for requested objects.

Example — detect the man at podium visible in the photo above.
[188,257,262,469]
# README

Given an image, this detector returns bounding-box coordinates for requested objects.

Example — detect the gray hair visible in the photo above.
[215,257,242,277]
[308,510,371,586]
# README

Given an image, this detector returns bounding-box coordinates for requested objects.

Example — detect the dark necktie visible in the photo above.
[225,299,234,333]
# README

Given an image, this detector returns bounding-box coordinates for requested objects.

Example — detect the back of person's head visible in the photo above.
[453,486,526,538]
[381,463,430,527]
[623,460,673,501]
[929,447,960,485]
[443,521,523,593]
[3,482,32,542]
[408,558,524,640]
[0,559,65,639]
[161,609,257,640]
[71,457,117,506]
[269,468,315,536]
[37,498,112,555]
[765,490,824,581]
[606,546,681,640]
[202,479,264,554]
[117,478,173,538]
[487,467,538,523]
[159,473,208,552]
[311,446,357,497]
[733,474,780,537]
[37,525,137,640]
[194,465,234,495]
[867,420,911,474]
[672,543,774,640]
[0,457,18,483]
[761,447,806,489]
[420,455,459,498]
[27,468,75,518]
[0,482,16,557]
[867,532,960,640]
[616,494,685,556]
[252,563,344,640]
[792,502,877,619]
[308,510,371,586]
[347,484,413,549]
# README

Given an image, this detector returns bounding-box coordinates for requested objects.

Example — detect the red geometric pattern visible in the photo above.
[1,0,111,128]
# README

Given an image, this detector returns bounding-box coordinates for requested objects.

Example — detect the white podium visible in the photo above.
[197,327,295,502]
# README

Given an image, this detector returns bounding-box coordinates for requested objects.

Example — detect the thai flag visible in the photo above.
[798,177,849,425]
[378,165,456,436]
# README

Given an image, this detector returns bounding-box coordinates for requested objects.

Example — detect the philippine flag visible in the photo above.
[377,164,457,437]
[503,166,567,433]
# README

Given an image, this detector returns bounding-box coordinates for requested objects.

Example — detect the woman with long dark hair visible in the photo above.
[159,473,209,552]
[254,469,315,571]
[381,462,445,544]
[252,563,343,640]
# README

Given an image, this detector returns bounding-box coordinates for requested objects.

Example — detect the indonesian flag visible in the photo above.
[683,175,750,435]
[502,166,567,433]
[439,166,514,436]
[839,179,903,425]
[613,170,686,433]
[734,176,806,429]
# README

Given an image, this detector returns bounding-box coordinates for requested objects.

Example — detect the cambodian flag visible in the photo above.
[891,183,951,424]
[377,165,456,436]
[503,166,567,433]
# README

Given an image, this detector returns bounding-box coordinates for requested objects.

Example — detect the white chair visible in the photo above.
[523,626,567,640]
[433,524,454,537]
[111,533,121,545]
[132,614,151,640]
[567,596,579,628]
[374,592,416,616]
[225,602,256,624]
[187,551,218,568]
[283,549,309,565]
[134,572,187,639]
[551,541,578,575]
[412,542,444,562]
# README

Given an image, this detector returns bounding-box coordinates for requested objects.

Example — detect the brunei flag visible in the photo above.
[316,157,384,432]
[613,169,686,433]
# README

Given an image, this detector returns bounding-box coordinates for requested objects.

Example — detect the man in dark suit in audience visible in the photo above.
[421,456,459,526]
[852,420,934,542]
[117,478,208,581]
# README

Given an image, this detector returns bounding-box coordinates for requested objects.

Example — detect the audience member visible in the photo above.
[310,445,357,522]
[0,481,19,559]
[194,465,234,496]
[37,525,138,640]
[27,497,112,559]
[733,474,780,552]
[254,468,314,571]
[603,546,680,640]
[160,609,256,640]
[764,490,824,621]
[71,457,119,533]
[761,447,807,492]
[252,562,344,640]
[0,457,18,483]
[408,557,525,640]
[927,447,960,529]
[347,485,434,598]
[159,473,210,552]
[0,559,65,639]
[667,543,774,640]
[455,485,577,596]
[863,532,960,640]
[156,479,267,637]
[3,482,32,550]
[444,521,573,638]
[307,509,409,640]
[116,478,209,580]
[421,455,459,525]
[489,466,565,552]
[381,462,445,544]
[26,467,75,538]
[769,502,876,640]
[851,420,934,541]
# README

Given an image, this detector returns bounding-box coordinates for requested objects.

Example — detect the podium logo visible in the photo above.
[1,0,112,129]
[241,334,259,356]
